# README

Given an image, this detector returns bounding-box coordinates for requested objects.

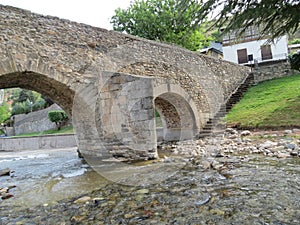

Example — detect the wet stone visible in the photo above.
[136,189,150,194]
[0,168,10,176]
[1,193,14,200]
[74,196,91,204]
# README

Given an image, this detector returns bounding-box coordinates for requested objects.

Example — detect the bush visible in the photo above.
[289,51,300,71]
[32,98,46,111]
[11,102,26,115]
[48,110,68,130]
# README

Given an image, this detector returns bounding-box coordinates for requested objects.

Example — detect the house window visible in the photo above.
[237,48,248,64]
[261,45,272,60]
[248,54,253,61]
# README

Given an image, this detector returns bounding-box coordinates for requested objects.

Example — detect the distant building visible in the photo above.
[0,89,4,105]
[200,42,223,59]
[222,26,289,66]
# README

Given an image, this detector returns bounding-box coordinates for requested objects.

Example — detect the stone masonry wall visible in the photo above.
[253,61,296,84]
[0,134,76,151]
[13,104,62,135]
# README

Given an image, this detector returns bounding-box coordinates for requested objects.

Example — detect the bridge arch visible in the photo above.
[154,84,203,142]
[0,58,76,116]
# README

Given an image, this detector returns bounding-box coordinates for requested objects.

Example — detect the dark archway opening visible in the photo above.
[154,92,198,156]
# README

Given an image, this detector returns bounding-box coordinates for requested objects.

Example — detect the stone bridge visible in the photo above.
[0,5,250,161]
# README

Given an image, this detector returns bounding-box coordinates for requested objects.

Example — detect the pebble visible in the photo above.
[194,195,211,206]
[277,153,290,158]
[259,140,277,149]
[210,208,225,215]
[285,143,296,150]
[74,196,91,204]
[1,193,14,200]
[284,130,293,134]
[0,168,10,176]
[241,130,251,136]
[136,189,149,194]
[202,160,211,170]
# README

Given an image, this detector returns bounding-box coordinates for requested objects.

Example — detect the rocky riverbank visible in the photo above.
[160,128,300,160]
[0,128,299,224]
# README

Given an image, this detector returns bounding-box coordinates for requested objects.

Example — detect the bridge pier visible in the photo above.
[73,72,158,161]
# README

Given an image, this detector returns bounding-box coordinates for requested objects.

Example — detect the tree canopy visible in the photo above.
[111,0,218,51]
[199,0,300,40]
[48,110,68,130]
[7,88,48,115]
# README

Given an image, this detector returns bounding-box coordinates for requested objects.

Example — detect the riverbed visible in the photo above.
[0,134,300,224]
[0,155,299,224]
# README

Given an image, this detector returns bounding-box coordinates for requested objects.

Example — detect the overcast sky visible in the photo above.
[0,0,133,30]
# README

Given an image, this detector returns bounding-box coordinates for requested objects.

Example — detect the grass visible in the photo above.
[10,126,74,138]
[226,74,300,129]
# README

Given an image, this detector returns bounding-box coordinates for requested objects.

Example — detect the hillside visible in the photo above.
[226,74,300,129]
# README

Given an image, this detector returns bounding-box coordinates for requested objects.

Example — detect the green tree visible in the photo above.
[9,88,47,115]
[0,102,10,124]
[17,89,40,104]
[111,0,216,51]
[48,110,68,130]
[11,100,33,115]
[199,0,300,40]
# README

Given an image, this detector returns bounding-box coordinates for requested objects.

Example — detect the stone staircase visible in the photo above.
[198,72,255,138]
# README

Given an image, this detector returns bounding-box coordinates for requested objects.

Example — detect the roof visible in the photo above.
[200,42,223,54]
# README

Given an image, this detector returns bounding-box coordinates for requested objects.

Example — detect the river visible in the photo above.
[0,143,299,224]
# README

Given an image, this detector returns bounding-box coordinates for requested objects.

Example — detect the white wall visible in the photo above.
[223,35,288,64]
[0,89,4,104]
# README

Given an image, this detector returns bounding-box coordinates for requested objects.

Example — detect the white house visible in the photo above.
[222,26,289,65]
[0,89,4,105]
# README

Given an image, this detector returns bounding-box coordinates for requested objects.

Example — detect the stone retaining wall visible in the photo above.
[0,134,77,151]
[253,60,296,83]
[13,104,62,135]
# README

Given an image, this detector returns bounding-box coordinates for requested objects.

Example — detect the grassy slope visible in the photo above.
[226,74,300,129]
[10,126,74,138]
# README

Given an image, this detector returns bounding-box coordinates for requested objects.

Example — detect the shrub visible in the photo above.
[289,51,300,71]
[32,98,46,111]
[11,102,26,115]
[48,110,68,130]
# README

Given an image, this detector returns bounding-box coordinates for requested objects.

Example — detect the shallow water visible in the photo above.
[0,148,109,208]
